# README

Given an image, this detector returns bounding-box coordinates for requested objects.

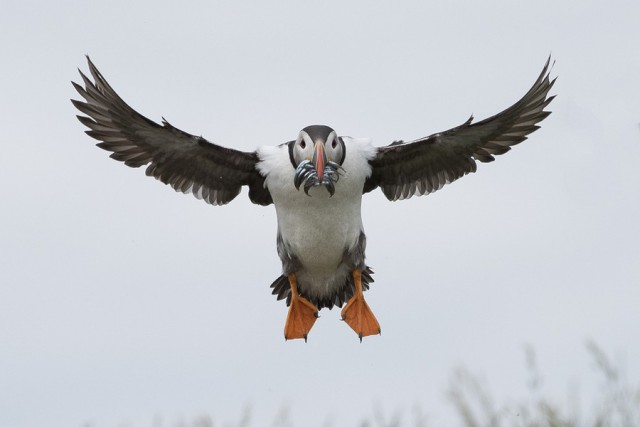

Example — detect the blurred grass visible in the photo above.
[88,342,639,427]
[445,341,640,427]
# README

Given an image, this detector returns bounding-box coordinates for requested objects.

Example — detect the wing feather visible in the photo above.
[365,57,556,200]
[72,56,272,206]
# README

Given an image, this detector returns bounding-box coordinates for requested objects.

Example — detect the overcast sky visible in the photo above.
[1,1,639,426]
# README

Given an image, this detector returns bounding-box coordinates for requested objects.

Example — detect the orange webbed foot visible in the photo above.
[341,269,381,341]
[284,274,318,342]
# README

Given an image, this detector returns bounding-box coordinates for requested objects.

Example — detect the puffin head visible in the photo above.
[290,125,345,196]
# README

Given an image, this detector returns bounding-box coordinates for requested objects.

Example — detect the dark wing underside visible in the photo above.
[364,57,556,201]
[72,56,272,206]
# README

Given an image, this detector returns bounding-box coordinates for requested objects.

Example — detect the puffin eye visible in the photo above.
[300,140,306,149]
[331,140,337,149]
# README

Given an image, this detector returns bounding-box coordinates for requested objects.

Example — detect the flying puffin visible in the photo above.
[72,56,555,341]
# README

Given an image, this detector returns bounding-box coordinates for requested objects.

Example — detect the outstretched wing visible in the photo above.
[72,56,272,206]
[364,57,556,201]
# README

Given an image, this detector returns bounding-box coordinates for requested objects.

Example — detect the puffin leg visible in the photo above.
[341,269,381,341]
[284,273,319,342]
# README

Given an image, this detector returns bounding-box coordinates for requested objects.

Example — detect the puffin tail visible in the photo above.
[269,266,375,309]
[270,275,291,305]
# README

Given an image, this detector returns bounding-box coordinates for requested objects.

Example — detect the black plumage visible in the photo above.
[72,56,272,206]
[364,57,556,200]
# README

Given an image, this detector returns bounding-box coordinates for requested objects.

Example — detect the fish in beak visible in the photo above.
[294,141,342,196]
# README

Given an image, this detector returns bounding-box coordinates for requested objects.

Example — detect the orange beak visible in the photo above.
[312,142,326,177]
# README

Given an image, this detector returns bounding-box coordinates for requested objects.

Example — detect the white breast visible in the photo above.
[256,137,377,296]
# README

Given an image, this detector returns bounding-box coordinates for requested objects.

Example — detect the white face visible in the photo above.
[292,127,345,196]
[292,129,344,166]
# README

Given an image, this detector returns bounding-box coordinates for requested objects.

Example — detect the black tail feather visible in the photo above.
[269,266,375,310]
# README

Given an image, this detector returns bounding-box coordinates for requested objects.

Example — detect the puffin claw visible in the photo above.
[283,274,319,341]
[341,269,381,341]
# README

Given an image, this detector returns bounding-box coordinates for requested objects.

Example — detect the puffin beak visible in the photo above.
[312,142,326,177]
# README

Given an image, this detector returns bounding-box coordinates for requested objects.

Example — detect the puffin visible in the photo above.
[72,56,555,341]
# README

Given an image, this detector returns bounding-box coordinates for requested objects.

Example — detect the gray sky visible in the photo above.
[1,1,639,426]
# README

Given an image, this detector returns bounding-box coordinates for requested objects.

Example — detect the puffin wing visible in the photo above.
[72,57,272,206]
[364,58,556,201]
